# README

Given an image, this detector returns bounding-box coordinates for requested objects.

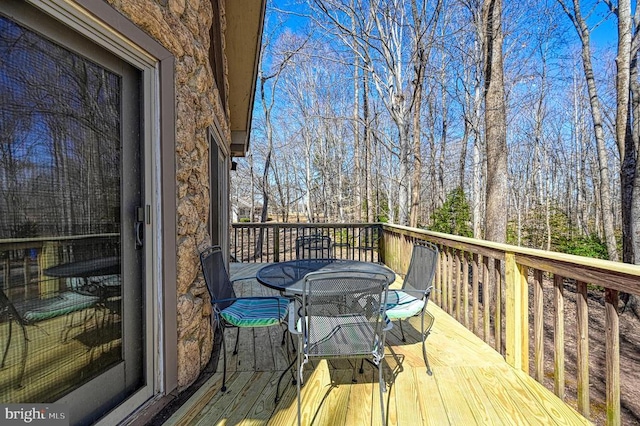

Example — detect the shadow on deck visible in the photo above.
[161,263,591,426]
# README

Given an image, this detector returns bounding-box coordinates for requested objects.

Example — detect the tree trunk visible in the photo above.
[624,1,640,315]
[364,66,374,222]
[559,0,619,261]
[409,0,442,227]
[459,116,470,191]
[349,0,362,222]
[409,48,424,228]
[255,75,273,258]
[472,86,484,239]
[482,0,508,243]
[396,114,411,226]
[617,0,635,266]
[354,49,362,222]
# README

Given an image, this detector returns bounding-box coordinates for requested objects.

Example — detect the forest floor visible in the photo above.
[534,280,640,425]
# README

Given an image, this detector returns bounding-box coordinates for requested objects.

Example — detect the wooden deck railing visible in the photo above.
[382,224,640,426]
[231,222,640,425]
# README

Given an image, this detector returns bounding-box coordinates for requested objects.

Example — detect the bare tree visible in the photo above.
[482,0,508,242]
[604,0,640,314]
[409,0,443,227]
[312,0,443,225]
[254,30,307,256]
[557,0,620,261]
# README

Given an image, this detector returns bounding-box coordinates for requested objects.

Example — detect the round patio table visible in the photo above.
[44,256,121,297]
[44,256,121,278]
[256,258,396,296]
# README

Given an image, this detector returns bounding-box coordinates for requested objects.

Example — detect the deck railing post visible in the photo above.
[274,225,280,263]
[379,225,386,265]
[505,252,528,371]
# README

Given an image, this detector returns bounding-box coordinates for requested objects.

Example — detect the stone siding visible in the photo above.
[105,0,229,389]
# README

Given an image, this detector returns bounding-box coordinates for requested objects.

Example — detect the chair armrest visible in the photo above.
[230,276,257,285]
[212,296,285,305]
[382,322,393,332]
[394,289,427,299]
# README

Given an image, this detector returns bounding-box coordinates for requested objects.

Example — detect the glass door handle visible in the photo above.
[135,206,145,250]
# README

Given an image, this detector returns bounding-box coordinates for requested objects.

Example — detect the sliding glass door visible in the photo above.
[1,2,145,423]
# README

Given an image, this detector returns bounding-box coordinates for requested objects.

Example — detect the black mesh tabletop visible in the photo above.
[43,256,121,278]
[256,259,396,295]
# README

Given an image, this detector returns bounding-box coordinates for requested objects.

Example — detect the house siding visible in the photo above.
[105,0,229,389]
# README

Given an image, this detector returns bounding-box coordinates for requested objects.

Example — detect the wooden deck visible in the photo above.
[163,263,591,426]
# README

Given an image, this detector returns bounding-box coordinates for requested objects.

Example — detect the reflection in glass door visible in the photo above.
[0,4,144,424]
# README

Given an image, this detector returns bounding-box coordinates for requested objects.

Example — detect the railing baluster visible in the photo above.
[576,280,589,418]
[462,251,469,328]
[495,258,502,354]
[253,227,257,262]
[4,257,10,291]
[440,249,448,313]
[533,269,544,383]
[447,248,453,315]
[243,226,247,262]
[434,246,442,306]
[472,253,479,335]
[454,249,460,321]
[266,227,270,262]
[605,288,620,426]
[483,255,490,343]
[554,274,565,399]
[23,256,29,296]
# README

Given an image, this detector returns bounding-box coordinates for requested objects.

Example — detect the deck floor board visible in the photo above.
[163,263,591,426]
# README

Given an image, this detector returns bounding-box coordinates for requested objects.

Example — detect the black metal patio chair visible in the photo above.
[288,270,391,426]
[295,235,333,259]
[0,287,99,388]
[200,245,291,393]
[384,242,438,375]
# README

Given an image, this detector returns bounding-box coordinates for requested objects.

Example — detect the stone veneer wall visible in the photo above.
[105,0,228,389]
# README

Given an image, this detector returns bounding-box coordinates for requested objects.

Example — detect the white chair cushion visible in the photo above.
[385,290,425,320]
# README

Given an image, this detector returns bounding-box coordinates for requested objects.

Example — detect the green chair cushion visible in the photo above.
[23,292,99,322]
[220,297,288,327]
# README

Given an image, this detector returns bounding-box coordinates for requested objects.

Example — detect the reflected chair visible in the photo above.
[295,235,333,259]
[384,242,438,375]
[200,245,290,392]
[353,225,383,262]
[288,270,391,426]
[0,287,99,388]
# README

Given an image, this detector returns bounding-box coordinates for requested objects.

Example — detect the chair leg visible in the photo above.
[281,328,296,353]
[220,325,228,392]
[1,320,12,368]
[232,327,240,356]
[378,359,387,426]
[275,358,296,403]
[422,338,432,376]
[289,332,296,353]
[296,345,302,426]
[17,322,28,388]
[399,319,406,342]
[421,312,433,376]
